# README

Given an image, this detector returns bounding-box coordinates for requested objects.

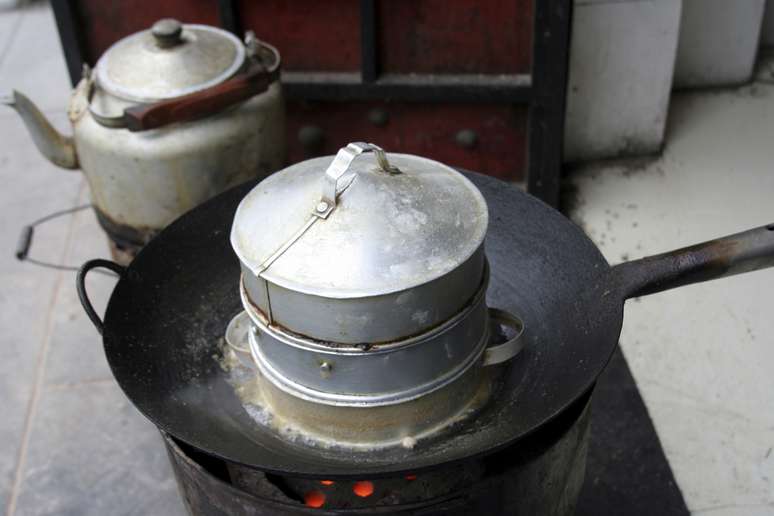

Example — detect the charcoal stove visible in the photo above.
[163,390,590,515]
[154,143,586,515]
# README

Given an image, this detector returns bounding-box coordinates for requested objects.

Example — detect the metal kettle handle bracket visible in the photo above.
[315,142,400,219]
[483,308,525,366]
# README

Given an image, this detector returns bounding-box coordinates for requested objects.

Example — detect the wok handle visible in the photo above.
[611,224,774,300]
[76,259,125,335]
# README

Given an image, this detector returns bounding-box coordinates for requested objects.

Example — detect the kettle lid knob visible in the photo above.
[151,19,183,48]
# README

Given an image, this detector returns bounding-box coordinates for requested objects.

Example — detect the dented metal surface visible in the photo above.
[245,352,492,448]
[75,79,285,231]
[4,20,285,255]
[93,206,158,247]
[232,149,488,344]
[232,152,488,297]
[224,146,516,448]
[240,248,485,345]
[93,22,246,104]
[239,268,491,404]
[224,304,521,448]
[95,206,159,265]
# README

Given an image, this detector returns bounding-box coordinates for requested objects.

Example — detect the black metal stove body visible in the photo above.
[165,393,591,515]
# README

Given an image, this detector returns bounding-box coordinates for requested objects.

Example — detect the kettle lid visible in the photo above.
[94,19,245,103]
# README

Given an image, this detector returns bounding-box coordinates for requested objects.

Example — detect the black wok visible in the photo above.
[77,173,774,477]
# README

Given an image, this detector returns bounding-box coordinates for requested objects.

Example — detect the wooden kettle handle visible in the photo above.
[124,65,275,132]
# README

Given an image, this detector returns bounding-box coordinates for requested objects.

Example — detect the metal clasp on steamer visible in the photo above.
[254,143,399,279]
[314,142,400,219]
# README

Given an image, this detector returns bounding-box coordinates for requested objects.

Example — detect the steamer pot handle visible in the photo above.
[76,259,125,335]
[225,311,251,354]
[483,308,525,366]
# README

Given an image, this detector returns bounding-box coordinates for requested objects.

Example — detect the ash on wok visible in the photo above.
[217,342,338,449]
[216,340,491,452]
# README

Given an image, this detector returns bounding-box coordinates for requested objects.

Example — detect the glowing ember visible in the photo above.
[319,480,335,486]
[405,474,417,481]
[304,490,326,508]
[352,480,374,497]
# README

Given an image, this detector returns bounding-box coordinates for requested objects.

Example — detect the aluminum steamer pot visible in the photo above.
[4,19,285,261]
[229,143,524,446]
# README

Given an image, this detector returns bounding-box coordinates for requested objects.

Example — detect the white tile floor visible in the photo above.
[0,3,184,515]
[0,2,773,515]
[570,84,774,515]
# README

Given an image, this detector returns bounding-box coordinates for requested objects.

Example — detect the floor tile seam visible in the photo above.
[689,501,774,514]
[5,179,85,516]
[0,7,25,69]
[45,378,116,392]
[0,108,69,121]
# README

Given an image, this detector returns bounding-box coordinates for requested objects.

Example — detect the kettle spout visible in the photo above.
[2,90,78,169]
